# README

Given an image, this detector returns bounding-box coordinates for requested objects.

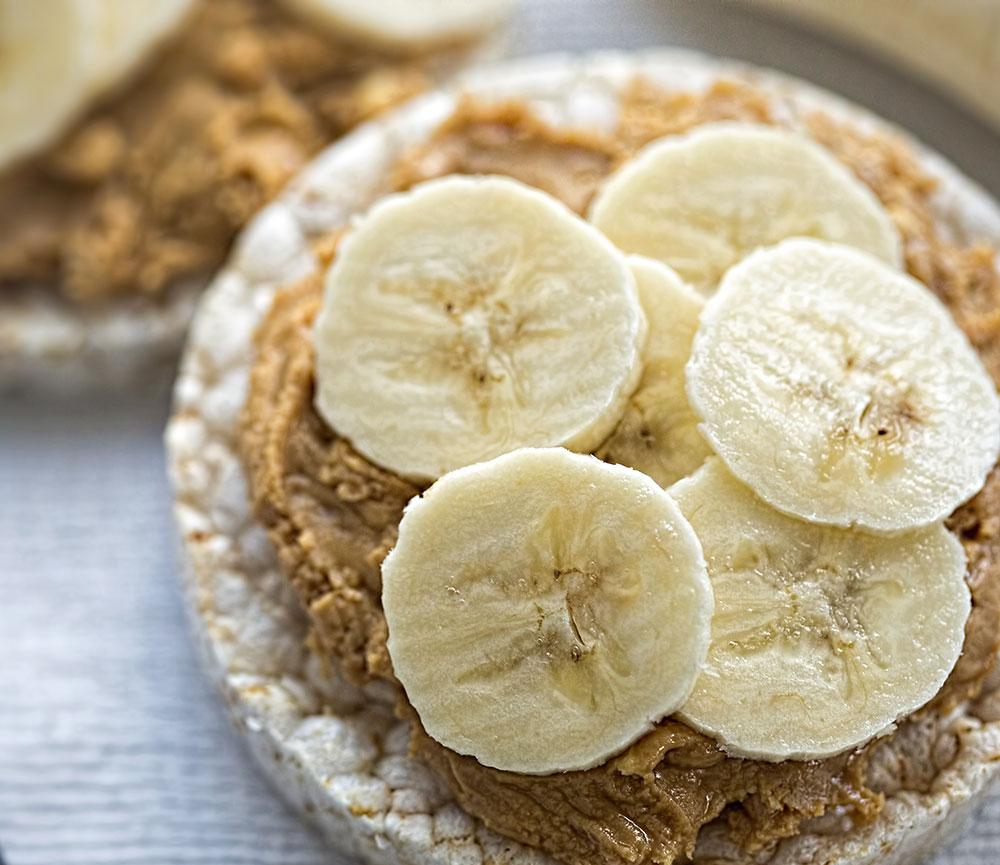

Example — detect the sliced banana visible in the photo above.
[314,176,646,482]
[686,238,1000,532]
[382,447,713,775]
[282,0,515,50]
[0,0,192,174]
[671,458,970,761]
[597,256,712,487]
[588,122,902,294]
[0,0,96,171]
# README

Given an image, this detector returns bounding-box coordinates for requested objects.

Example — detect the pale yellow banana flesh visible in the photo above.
[0,0,94,171]
[283,0,514,49]
[672,458,970,761]
[588,122,901,294]
[314,176,646,482]
[382,447,712,775]
[598,256,712,487]
[686,238,1000,532]
[0,0,191,173]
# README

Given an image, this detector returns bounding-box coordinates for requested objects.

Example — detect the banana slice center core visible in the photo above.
[727,539,896,689]
[548,566,601,661]
[448,298,518,387]
[807,340,920,483]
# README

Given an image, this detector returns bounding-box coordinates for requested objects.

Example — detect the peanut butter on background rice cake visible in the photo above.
[0,0,430,306]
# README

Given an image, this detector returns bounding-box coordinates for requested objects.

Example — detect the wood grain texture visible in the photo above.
[1,2,999,863]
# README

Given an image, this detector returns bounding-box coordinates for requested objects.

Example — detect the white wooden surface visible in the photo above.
[2,2,999,863]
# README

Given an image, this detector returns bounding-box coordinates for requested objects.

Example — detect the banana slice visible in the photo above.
[597,256,712,487]
[314,176,646,482]
[686,238,1000,532]
[0,0,96,171]
[588,122,902,294]
[382,447,712,775]
[671,458,970,761]
[282,0,515,50]
[0,0,192,174]
[90,0,193,96]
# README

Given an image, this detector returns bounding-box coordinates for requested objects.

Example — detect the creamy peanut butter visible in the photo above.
[239,84,1000,865]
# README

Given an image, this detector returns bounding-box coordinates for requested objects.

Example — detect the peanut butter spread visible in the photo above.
[239,82,1000,865]
[0,0,427,304]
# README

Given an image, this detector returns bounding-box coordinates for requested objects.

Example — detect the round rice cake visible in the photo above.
[166,50,1000,865]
